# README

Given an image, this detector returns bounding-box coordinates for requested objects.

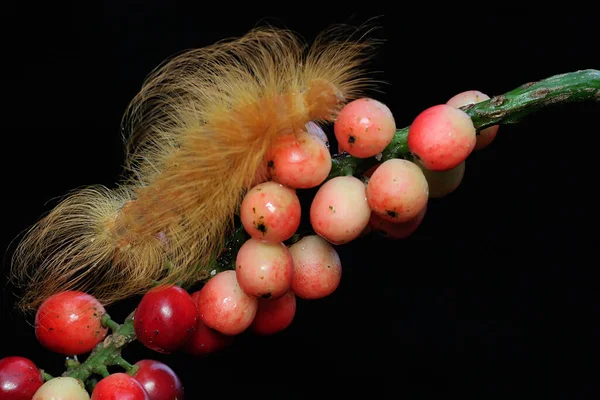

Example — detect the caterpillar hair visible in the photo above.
[10,24,381,311]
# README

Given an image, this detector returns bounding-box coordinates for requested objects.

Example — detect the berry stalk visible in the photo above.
[63,313,137,383]
[329,69,600,178]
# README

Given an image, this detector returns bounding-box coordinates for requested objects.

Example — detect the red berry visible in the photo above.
[267,130,332,189]
[235,238,294,300]
[0,356,44,400]
[183,291,234,356]
[334,98,396,158]
[240,181,301,243]
[446,90,499,150]
[369,203,427,239]
[33,377,90,400]
[134,285,198,354]
[407,104,476,171]
[250,290,297,335]
[366,158,429,223]
[35,291,108,355]
[91,373,149,400]
[196,270,258,336]
[132,360,184,400]
[289,235,342,300]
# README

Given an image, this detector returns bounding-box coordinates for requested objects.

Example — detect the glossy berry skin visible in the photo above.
[334,98,396,158]
[250,290,297,335]
[369,203,427,240]
[446,90,499,150]
[0,356,44,400]
[183,291,235,356]
[91,373,149,400]
[195,270,258,336]
[132,360,184,400]
[240,181,301,243]
[35,291,108,355]
[134,285,198,354]
[407,104,476,171]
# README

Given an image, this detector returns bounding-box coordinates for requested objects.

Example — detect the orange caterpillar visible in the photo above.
[10,25,379,311]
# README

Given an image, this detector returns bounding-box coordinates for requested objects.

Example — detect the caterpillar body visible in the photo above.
[11,25,380,311]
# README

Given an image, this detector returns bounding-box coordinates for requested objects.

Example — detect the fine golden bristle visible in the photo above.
[10,24,381,311]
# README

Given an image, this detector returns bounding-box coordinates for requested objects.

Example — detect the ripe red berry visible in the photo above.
[240,181,301,243]
[91,373,149,400]
[0,356,44,400]
[407,104,476,171]
[250,290,297,335]
[195,270,258,336]
[35,291,108,355]
[134,285,198,354]
[334,98,397,158]
[446,90,499,150]
[132,360,184,400]
[183,291,234,356]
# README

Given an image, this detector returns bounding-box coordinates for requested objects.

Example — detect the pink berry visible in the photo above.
[419,161,466,198]
[267,130,332,189]
[407,104,476,171]
[250,290,297,335]
[333,98,396,158]
[183,291,234,356]
[289,235,342,300]
[309,176,371,245]
[235,238,294,300]
[369,203,427,239]
[240,181,301,243]
[195,270,258,336]
[447,90,499,150]
[366,158,429,223]
[334,98,396,158]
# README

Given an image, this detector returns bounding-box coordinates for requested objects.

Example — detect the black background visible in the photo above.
[1,3,599,397]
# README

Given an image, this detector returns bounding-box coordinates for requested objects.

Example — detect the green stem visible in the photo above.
[101,313,121,332]
[64,312,137,382]
[328,69,600,179]
[41,371,53,382]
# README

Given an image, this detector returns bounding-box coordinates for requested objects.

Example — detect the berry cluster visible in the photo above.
[1,88,498,399]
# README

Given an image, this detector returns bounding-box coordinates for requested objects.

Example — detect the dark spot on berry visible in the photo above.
[386,210,398,218]
[154,330,159,336]
[329,205,335,212]
[327,265,331,269]
[255,222,267,233]
[49,327,54,331]
[261,292,272,299]
[348,135,356,144]
[87,325,90,329]
[267,160,274,168]
[252,207,256,213]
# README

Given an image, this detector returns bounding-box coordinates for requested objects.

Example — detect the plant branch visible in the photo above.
[64,312,137,382]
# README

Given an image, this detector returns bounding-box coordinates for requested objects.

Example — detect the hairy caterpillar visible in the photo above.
[10,25,380,311]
